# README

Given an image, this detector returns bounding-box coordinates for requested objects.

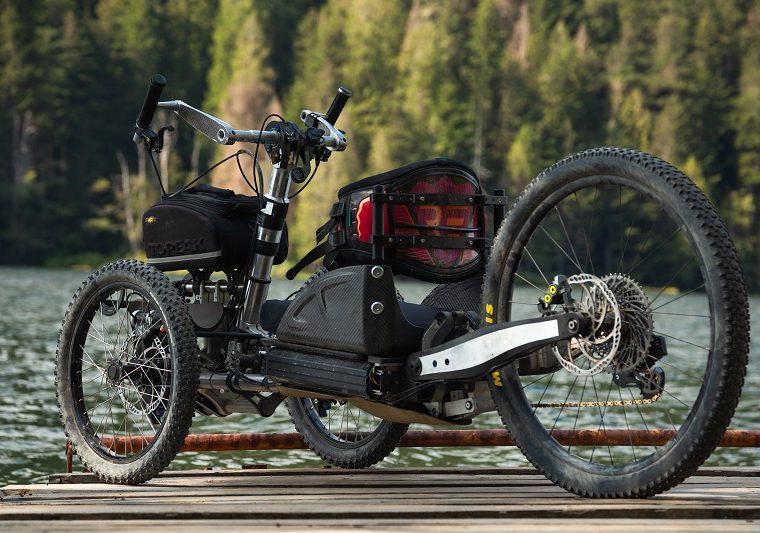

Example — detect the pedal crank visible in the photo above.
[408,312,586,381]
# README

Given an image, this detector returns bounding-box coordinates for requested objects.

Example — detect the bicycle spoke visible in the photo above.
[654,330,709,352]
[538,225,583,274]
[554,205,583,273]
[650,283,706,311]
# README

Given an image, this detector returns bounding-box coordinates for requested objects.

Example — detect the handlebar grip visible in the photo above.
[135,74,167,129]
[324,86,352,125]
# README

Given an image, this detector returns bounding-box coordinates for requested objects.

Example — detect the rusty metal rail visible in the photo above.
[97,428,760,452]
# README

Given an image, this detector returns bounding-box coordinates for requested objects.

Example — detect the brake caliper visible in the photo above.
[538,275,575,313]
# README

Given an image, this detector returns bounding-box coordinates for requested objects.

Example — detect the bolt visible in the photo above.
[568,319,578,332]
[420,196,426,202]
[464,400,473,410]
[371,301,384,314]
[291,167,306,182]
[371,266,384,278]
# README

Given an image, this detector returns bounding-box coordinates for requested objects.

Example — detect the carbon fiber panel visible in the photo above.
[276,266,422,357]
[276,266,396,356]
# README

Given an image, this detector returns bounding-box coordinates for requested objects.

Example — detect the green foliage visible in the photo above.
[1,0,759,290]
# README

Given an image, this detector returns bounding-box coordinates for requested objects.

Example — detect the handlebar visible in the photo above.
[136,74,166,130]
[137,76,350,152]
[325,86,352,125]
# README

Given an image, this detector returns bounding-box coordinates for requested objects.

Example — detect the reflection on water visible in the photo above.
[0,266,757,485]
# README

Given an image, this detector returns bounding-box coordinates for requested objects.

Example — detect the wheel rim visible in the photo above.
[70,282,174,461]
[500,177,716,471]
[301,398,387,448]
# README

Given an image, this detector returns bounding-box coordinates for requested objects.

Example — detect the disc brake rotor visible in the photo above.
[116,336,170,417]
[552,273,622,376]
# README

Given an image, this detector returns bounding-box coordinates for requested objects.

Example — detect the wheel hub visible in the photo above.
[114,336,170,418]
[551,273,622,376]
[106,359,123,383]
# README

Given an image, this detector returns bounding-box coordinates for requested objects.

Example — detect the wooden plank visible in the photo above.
[5,477,758,501]
[4,478,759,504]
[2,467,759,525]
[1,488,578,503]
[46,466,550,484]
[20,481,748,501]
[2,501,760,521]
[45,466,760,485]
[6,483,760,504]
[2,518,759,532]
[33,475,748,492]
[3,496,757,510]
[691,467,760,477]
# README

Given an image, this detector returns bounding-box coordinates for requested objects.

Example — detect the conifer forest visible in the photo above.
[1,0,759,289]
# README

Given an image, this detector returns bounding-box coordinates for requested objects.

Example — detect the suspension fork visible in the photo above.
[238,119,316,329]
[236,103,344,330]
[238,160,294,330]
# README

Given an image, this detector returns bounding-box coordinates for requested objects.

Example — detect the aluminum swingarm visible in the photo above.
[407,312,585,381]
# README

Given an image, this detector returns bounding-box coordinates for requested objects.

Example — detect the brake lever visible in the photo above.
[134,125,175,153]
[155,125,175,152]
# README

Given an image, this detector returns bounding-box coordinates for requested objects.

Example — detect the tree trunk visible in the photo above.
[190,132,201,178]
[136,143,148,209]
[158,113,178,193]
[116,151,140,254]
[10,110,36,232]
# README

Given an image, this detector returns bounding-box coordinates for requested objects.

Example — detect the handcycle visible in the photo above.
[55,74,749,497]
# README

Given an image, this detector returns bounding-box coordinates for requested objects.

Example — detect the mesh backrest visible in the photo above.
[391,174,480,269]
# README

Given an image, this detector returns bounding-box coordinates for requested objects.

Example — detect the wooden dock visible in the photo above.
[2,467,759,531]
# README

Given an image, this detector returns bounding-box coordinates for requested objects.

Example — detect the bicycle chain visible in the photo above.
[532,393,661,409]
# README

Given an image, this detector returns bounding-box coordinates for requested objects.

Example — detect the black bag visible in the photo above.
[287,158,503,283]
[143,184,288,272]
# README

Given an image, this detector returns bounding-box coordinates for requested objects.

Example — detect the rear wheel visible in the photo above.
[287,397,408,468]
[483,148,748,497]
[56,260,198,484]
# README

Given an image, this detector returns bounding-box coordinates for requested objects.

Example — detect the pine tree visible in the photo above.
[729,2,760,284]
[466,0,512,183]
[204,0,281,190]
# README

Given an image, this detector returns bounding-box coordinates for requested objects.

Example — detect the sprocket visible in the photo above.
[602,273,653,372]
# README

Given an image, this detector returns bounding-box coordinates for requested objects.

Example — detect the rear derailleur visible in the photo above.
[613,335,668,399]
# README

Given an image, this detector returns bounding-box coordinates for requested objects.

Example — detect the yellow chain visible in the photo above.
[532,393,661,409]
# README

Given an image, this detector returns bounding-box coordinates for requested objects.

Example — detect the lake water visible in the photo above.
[0,266,757,485]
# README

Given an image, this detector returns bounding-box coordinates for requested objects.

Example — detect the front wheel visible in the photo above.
[483,147,748,497]
[56,260,199,484]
